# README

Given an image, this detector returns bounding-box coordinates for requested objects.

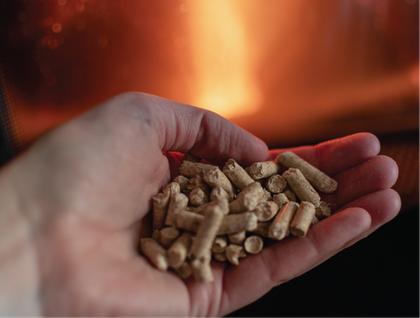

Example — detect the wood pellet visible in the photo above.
[140,152,338,283]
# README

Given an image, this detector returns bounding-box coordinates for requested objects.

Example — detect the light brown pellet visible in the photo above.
[173,175,190,192]
[259,188,273,202]
[176,261,193,279]
[217,212,258,235]
[229,182,264,214]
[167,232,193,269]
[265,174,287,194]
[290,201,316,238]
[140,238,169,271]
[176,210,203,232]
[189,205,225,261]
[228,231,246,245]
[203,168,237,202]
[191,251,213,283]
[189,188,209,207]
[315,201,332,220]
[244,235,264,254]
[180,161,217,178]
[187,174,211,195]
[249,221,271,238]
[282,168,321,207]
[248,161,281,179]
[194,198,229,215]
[225,244,247,265]
[283,185,297,202]
[253,201,279,222]
[277,151,338,193]
[273,193,289,210]
[212,236,228,253]
[165,192,189,227]
[268,202,299,240]
[210,186,230,201]
[152,187,171,230]
[160,227,180,249]
[223,158,255,190]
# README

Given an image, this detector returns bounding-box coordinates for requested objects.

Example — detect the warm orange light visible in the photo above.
[186,0,261,118]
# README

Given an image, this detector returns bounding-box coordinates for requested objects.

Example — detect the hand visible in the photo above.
[0,92,400,316]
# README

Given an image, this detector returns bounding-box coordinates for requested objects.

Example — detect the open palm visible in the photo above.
[3,92,400,316]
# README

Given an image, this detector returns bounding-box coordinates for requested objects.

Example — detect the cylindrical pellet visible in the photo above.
[160,227,180,249]
[173,175,190,192]
[203,168,237,202]
[165,192,189,227]
[225,244,246,265]
[212,236,228,253]
[228,231,246,245]
[217,212,258,235]
[282,168,321,207]
[152,188,172,230]
[223,158,255,190]
[191,251,213,283]
[273,193,289,210]
[244,235,264,254]
[176,261,193,280]
[189,205,225,260]
[268,202,299,240]
[210,186,230,201]
[253,201,279,222]
[187,174,211,195]
[167,232,193,269]
[315,201,332,220]
[248,161,281,179]
[259,189,272,203]
[228,182,264,214]
[195,198,229,215]
[277,151,338,193]
[180,161,217,177]
[140,238,169,271]
[189,188,209,207]
[265,174,287,194]
[283,185,297,202]
[228,194,260,214]
[290,201,316,238]
[176,210,203,232]
[249,221,271,238]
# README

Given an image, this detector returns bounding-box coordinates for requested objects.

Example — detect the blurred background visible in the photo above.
[0,0,418,316]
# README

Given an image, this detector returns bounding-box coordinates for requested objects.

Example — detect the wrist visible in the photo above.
[0,161,41,316]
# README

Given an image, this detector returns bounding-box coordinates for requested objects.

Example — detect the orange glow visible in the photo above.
[186,0,261,118]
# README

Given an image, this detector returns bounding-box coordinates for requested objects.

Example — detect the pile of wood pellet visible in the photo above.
[140,151,338,283]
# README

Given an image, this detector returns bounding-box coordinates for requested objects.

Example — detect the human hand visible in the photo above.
[0,92,400,316]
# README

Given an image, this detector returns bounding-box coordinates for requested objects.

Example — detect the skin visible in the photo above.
[0,92,400,316]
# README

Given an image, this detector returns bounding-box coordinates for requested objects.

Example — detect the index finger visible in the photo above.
[150,94,270,166]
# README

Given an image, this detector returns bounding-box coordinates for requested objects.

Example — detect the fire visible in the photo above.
[186,0,261,118]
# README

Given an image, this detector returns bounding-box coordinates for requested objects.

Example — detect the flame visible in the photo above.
[186,0,261,118]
